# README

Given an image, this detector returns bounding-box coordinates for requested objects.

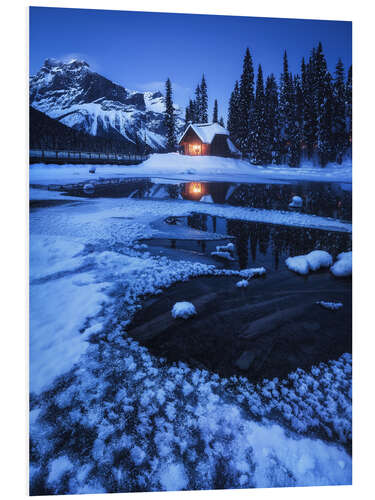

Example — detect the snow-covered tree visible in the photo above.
[227,81,240,147]
[252,65,268,165]
[212,99,218,123]
[238,48,255,155]
[332,59,347,164]
[264,74,280,164]
[164,78,176,151]
[200,75,208,123]
[346,65,352,148]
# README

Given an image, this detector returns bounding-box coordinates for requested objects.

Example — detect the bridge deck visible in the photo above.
[30,149,149,165]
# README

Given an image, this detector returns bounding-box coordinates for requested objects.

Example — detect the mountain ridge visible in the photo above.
[29,58,183,151]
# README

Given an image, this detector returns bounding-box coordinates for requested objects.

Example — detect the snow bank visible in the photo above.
[331,251,352,277]
[238,267,266,279]
[316,301,343,311]
[289,195,303,208]
[286,250,333,275]
[171,302,197,320]
[236,279,249,288]
[30,153,352,185]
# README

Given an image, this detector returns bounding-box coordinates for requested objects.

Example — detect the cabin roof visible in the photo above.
[178,122,229,145]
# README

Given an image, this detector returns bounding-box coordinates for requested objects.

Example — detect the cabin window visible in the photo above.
[189,143,202,155]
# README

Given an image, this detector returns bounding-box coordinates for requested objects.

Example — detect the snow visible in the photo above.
[331,251,352,277]
[30,152,352,185]
[171,302,197,320]
[47,456,73,485]
[316,301,343,311]
[289,195,303,208]
[179,122,229,144]
[29,194,351,494]
[29,193,352,234]
[236,279,249,288]
[286,250,333,275]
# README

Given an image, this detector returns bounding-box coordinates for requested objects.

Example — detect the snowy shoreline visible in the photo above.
[30,152,352,185]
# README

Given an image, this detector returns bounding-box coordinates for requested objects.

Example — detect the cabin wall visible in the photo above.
[179,127,210,156]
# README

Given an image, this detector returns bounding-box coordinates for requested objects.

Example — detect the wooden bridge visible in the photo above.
[29,149,149,165]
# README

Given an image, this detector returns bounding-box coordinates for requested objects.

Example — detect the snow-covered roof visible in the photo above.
[178,122,229,144]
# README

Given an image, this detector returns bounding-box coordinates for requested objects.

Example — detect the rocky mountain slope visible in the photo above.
[29,58,183,151]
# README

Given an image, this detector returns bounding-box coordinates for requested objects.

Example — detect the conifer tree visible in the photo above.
[332,59,347,163]
[227,81,241,146]
[264,74,280,164]
[213,99,218,123]
[164,78,176,152]
[238,48,255,155]
[219,116,225,127]
[200,75,208,123]
[195,84,202,122]
[252,65,268,164]
[315,43,334,166]
[303,50,318,159]
[346,65,352,147]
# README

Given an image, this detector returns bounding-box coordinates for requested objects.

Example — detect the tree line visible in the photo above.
[164,42,352,166]
[163,76,225,151]
[227,44,352,167]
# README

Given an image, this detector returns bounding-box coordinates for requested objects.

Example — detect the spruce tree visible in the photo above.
[304,50,318,159]
[238,48,255,155]
[315,43,334,166]
[346,65,352,148]
[264,74,280,164]
[332,59,347,164]
[195,84,202,122]
[200,75,208,123]
[252,64,268,164]
[227,80,241,147]
[164,78,176,152]
[213,99,218,123]
[219,116,225,127]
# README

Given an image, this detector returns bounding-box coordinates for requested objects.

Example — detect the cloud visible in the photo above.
[136,81,191,95]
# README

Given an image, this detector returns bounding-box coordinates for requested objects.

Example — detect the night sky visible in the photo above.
[29,7,352,120]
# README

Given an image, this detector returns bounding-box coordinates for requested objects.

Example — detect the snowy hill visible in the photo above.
[29,58,183,151]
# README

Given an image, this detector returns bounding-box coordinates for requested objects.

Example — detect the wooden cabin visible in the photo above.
[178,122,241,158]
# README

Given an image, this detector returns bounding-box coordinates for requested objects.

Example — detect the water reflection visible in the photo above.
[186,214,351,270]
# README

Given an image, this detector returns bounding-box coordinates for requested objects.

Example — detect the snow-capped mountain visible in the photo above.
[29,58,183,151]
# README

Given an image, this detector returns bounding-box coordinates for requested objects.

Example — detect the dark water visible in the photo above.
[144,214,352,271]
[59,178,352,221]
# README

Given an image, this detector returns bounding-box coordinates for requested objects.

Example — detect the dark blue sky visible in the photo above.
[29,7,352,121]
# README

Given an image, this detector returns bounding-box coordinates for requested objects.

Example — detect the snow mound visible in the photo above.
[330,251,352,277]
[289,195,303,208]
[239,267,266,279]
[236,279,249,288]
[286,251,333,275]
[171,302,197,320]
[211,242,236,261]
[316,301,343,311]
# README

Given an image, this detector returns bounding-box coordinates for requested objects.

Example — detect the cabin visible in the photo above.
[178,122,241,158]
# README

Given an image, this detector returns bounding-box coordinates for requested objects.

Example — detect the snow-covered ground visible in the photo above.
[30,152,352,185]
[30,189,352,234]
[29,191,352,494]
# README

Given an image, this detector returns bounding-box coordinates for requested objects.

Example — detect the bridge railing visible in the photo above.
[29,149,149,162]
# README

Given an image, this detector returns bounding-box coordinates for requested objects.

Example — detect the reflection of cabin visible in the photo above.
[178,122,241,158]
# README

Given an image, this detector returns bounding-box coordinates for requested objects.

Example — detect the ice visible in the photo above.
[171,302,197,320]
[47,456,73,485]
[286,250,333,275]
[331,251,352,277]
[316,301,343,311]
[29,193,352,494]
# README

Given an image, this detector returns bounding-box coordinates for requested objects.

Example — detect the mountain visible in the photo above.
[29,58,183,151]
[30,106,136,153]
